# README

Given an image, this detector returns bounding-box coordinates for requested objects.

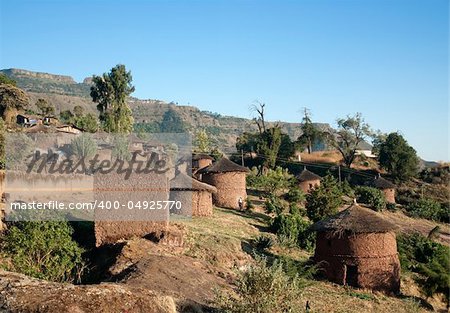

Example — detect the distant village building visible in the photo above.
[355,141,376,158]
[198,157,249,209]
[16,114,40,127]
[311,203,400,294]
[170,172,217,217]
[371,174,396,204]
[296,168,321,193]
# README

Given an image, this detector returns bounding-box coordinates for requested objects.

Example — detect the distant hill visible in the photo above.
[0,68,329,153]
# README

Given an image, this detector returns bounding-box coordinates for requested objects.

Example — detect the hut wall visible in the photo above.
[299,179,320,193]
[383,188,396,204]
[169,190,213,217]
[94,172,169,246]
[314,231,400,293]
[202,172,246,209]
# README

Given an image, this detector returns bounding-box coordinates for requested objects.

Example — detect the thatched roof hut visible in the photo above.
[170,172,217,217]
[198,158,249,209]
[296,168,321,193]
[311,203,400,293]
[370,174,396,203]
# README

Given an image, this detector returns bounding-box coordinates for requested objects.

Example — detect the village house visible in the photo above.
[296,167,321,193]
[170,172,217,217]
[16,114,40,127]
[198,157,249,209]
[371,174,396,204]
[192,153,214,172]
[311,202,400,294]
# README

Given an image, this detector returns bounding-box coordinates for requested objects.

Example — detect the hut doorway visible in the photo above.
[344,265,358,287]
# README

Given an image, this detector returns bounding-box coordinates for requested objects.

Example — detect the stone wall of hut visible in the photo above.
[382,188,396,204]
[314,231,400,293]
[202,172,246,209]
[299,179,320,193]
[170,189,213,217]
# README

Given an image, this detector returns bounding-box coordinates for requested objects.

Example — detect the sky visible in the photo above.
[0,0,448,161]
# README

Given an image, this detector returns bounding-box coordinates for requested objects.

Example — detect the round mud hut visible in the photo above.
[311,203,400,294]
[296,168,321,193]
[371,174,396,204]
[170,172,217,217]
[192,154,214,171]
[197,157,249,209]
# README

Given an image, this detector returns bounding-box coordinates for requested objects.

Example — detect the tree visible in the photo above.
[0,84,29,123]
[257,167,293,197]
[0,73,17,86]
[35,98,55,116]
[159,109,186,133]
[378,132,419,182]
[371,130,387,156]
[306,175,343,222]
[297,108,323,154]
[329,113,372,167]
[250,101,267,134]
[73,105,84,117]
[278,133,295,160]
[194,129,211,153]
[2,221,84,283]
[90,64,135,133]
[75,113,99,133]
[258,126,282,170]
[70,133,97,159]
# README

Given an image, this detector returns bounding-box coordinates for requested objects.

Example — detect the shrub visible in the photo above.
[253,235,274,251]
[271,214,301,246]
[271,214,315,251]
[397,233,449,307]
[386,202,397,211]
[340,180,355,198]
[355,186,386,211]
[264,196,284,215]
[1,221,85,283]
[306,175,343,222]
[215,256,306,312]
[285,187,305,204]
[245,197,254,211]
[406,198,447,222]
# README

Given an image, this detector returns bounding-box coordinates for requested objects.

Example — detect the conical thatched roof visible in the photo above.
[371,175,395,189]
[311,203,398,234]
[170,172,217,192]
[197,157,249,174]
[192,153,214,161]
[296,168,321,182]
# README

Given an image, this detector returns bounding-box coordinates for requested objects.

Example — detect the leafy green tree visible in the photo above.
[0,84,29,123]
[159,109,186,133]
[111,134,131,161]
[258,126,282,170]
[378,132,419,182]
[35,98,55,116]
[90,64,135,133]
[306,175,343,222]
[278,133,295,160]
[194,129,211,153]
[328,113,372,167]
[355,186,386,211]
[0,73,17,86]
[371,130,387,156]
[297,108,323,154]
[257,167,293,197]
[73,105,84,117]
[2,221,85,283]
[70,133,97,159]
[75,113,99,133]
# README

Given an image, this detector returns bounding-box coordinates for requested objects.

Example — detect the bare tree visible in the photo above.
[250,101,266,134]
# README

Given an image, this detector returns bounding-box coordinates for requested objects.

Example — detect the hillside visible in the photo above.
[1,68,328,153]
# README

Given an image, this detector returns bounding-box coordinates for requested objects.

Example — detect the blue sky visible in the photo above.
[0,0,448,161]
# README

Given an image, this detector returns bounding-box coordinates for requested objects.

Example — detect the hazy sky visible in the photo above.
[0,0,448,161]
